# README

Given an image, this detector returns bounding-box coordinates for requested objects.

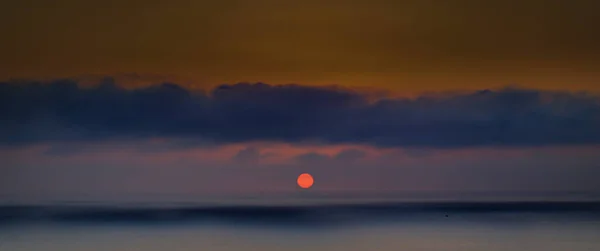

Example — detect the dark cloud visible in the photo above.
[1,80,600,147]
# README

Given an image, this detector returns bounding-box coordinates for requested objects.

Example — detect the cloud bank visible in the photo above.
[1,79,599,147]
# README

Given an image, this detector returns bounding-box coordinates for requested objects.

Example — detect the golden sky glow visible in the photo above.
[2,0,599,93]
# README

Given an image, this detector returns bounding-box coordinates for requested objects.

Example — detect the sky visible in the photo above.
[1,0,600,204]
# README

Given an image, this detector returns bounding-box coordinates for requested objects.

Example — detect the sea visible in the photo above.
[1,201,600,251]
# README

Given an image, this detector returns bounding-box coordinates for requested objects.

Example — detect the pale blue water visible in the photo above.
[2,203,600,250]
[3,220,600,251]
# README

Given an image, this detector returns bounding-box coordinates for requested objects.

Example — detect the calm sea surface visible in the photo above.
[2,203,600,251]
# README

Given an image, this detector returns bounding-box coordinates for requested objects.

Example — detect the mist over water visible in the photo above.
[2,202,600,251]
[2,216,599,251]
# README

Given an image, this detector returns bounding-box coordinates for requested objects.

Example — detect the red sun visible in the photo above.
[297,173,314,189]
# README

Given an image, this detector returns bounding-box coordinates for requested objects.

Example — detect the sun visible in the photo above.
[297,173,314,189]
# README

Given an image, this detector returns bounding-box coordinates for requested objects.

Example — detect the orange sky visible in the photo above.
[2,0,599,94]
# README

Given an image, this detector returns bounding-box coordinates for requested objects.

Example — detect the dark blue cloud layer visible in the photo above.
[1,79,599,147]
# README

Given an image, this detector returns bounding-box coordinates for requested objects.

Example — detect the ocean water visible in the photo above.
[2,202,600,251]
